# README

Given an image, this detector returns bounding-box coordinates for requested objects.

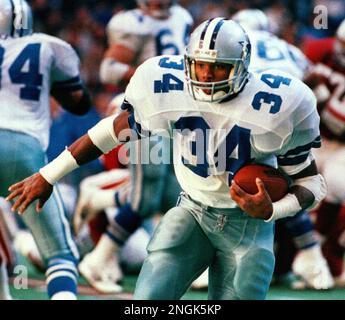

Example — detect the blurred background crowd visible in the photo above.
[28,0,345,111]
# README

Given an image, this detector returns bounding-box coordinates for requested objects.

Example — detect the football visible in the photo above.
[233,164,289,202]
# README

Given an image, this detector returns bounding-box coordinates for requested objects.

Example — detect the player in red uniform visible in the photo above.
[303,19,345,286]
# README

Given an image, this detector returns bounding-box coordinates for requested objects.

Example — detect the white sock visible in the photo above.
[51,291,77,300]
[302,244,325,261]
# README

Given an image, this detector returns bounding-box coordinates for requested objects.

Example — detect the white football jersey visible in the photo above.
[124,55,320,208]
[106,5,193,66]
[247,30,310,80]
[0,33,82,150]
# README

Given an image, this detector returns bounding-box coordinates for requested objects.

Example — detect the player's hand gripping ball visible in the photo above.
[233,164,289,202]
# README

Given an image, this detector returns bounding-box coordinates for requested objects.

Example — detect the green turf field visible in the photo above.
[8,254,345,300]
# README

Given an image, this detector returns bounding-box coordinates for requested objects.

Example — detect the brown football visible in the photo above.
[233,164,289,202]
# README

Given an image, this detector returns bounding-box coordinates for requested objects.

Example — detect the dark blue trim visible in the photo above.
[278,153,310,166]
[105,230,125,246]
[120,99,134,112]
[47,276,77,297]
[209,19,225,50]
[54,83,83,91]
[47,255,79,267]
[47,267,78,278]
[132,10,144,23]
[52,76,81,86]
[19,0,24,37]
[128,111,148,138]
[10,0,15,37]
[278,136,321,158]
[114,203,143,234]
[114,191,122,208]
[199,18,214,49]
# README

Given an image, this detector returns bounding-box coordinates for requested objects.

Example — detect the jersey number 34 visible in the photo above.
[154,57,291,184]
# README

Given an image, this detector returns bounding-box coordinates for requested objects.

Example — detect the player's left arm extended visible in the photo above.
[6,111,133,214]
[230,159,326,221]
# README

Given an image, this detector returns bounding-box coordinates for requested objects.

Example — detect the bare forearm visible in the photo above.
[68,134,103,166]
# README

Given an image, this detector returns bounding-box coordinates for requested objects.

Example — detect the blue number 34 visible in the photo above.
[252,73,291,114]
[0,43,43,101]
[154,57,184,93]
[175,116,252,184]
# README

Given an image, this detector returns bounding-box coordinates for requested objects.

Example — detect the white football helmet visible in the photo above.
[334,19,345,67]
[184,18,251,102]
[136,0,176,19]
[232,9,270,32]
[0,0,33,38]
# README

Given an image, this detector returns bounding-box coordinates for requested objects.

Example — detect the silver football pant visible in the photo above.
[134,192,275,300]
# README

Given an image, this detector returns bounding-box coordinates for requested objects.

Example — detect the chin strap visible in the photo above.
[194,87,227,102]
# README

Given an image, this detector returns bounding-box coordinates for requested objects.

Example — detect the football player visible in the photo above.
[6,18,326,300]
[0,0,92,299]
[302,19,345,286]
[100,0,193,89]
[232,8,334,290]
[75,0,192,293]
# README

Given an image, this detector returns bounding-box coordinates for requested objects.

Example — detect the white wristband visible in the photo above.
[39,148,79,185]
[291,174,327,211]
[265,193,302,222]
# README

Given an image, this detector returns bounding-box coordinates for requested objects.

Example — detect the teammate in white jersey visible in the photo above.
[75,0,192,293]
[6,18,326,300]
[0,0,92,300]
[230,9,334,291]
[100,0,193,88]
[233,9,309,79]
